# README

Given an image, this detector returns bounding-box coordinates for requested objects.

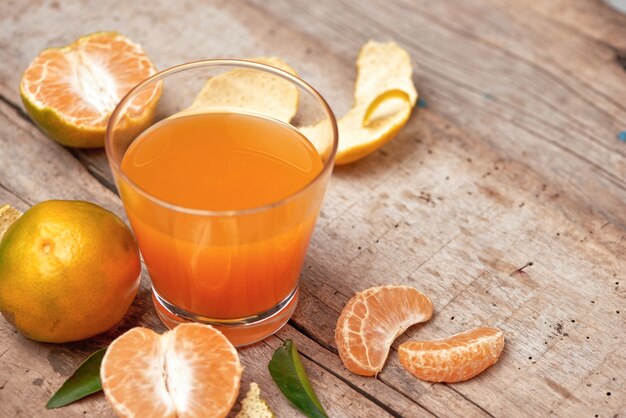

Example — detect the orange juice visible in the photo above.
[120,112,323,322]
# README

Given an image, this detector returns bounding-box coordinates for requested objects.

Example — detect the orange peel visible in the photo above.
[186,41,417,165]
[0,205,21,240]
[334,40,417,164]
[235,382,275,418]
[187,57,299,123]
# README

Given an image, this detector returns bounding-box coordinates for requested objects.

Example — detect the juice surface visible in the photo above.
[120,112,324,320]
[122,112,323,211]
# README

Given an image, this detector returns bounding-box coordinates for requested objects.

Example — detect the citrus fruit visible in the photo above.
[335,285,433,376]
[0,200,140,343]
[100,324,243,418]
[398,327,505,383]
[333,40,417,164]
[186,56,299,123]
[236,383,275,418]
[20,31,158,148]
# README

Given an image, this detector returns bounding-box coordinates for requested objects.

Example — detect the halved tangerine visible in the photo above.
[20,32,158,148]
[100,323,242,417]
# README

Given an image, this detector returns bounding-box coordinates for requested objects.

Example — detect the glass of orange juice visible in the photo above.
[105,60,337,346]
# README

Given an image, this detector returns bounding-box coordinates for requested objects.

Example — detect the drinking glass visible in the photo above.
[105,60,337,346]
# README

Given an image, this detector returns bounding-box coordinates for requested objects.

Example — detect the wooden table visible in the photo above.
[1,1,625,416]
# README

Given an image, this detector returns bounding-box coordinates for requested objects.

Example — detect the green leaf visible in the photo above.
[46,347,107,409]
[268,339,328,418]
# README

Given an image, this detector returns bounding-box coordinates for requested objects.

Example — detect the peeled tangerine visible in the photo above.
[399,327,505,383]
[20,32,158,148]
[335,285,433,376]
[100,324,242,418]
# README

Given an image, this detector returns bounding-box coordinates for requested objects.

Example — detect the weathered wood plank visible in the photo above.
[519,0,626,50]
[247,0,626,228]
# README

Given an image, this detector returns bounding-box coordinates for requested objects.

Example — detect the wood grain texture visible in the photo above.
[0,0,625,417]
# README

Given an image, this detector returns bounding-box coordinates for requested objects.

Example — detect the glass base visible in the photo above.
[152,286,298,347]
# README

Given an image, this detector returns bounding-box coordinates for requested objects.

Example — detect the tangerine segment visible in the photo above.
[335,285,433,376]
[101,324,242,418]
[398,327,505,383]
[20,32,158,147]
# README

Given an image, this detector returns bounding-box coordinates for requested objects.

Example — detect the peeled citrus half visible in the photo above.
[101,324,242,418]
[335,285,433,376]
[20,32,158,148]
[398,327,505,383]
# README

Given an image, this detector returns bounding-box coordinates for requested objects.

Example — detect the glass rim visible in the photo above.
[105,59,338,217]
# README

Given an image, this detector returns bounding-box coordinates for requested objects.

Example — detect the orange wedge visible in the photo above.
[20,32,158,148]
[398,327,505,383]
[335,285,433,376]
[100,324,242,418]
